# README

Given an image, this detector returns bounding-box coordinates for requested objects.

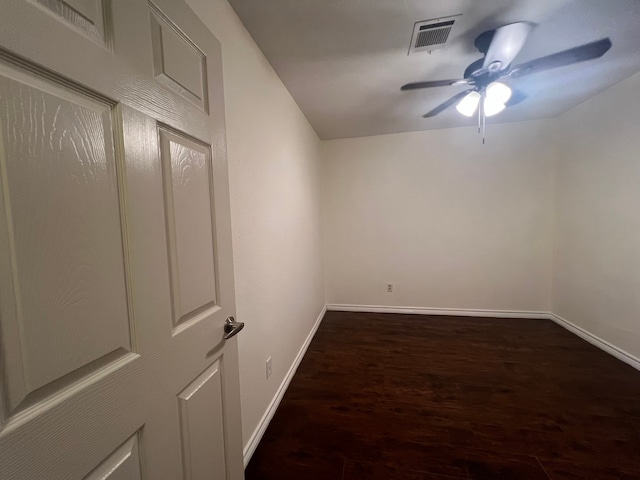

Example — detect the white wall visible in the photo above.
[185,0,326,451]
[322,121,555,312]
[552,71,640,360]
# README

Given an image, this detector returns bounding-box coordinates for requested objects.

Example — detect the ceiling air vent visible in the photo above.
[409,15,460,55]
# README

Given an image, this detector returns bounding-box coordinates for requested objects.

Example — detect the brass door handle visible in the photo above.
[224,316,244,339]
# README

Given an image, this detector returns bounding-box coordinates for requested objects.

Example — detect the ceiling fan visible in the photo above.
[401,22,612,138]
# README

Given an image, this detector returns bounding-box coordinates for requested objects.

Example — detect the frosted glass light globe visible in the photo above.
[486,82,512,104]
[484,97,506,117]
[455,91,481,117]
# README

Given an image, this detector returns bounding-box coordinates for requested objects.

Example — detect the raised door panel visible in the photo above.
[84,433,143,480]
[149,2,208,112]
[34,0,111,46]
[159,127,217,331]
[0,64,132,421]
[177,361,226,480]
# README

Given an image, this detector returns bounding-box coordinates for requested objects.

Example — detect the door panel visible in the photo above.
[0,64,133,419]
[34,0,111,47]
[84,433,143,480]
[159,127,218,330]
[178,361,227,480]
[149,4,208,112]
[0,0,243,478]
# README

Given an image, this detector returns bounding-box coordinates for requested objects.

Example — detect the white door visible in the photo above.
[0,1,244,479]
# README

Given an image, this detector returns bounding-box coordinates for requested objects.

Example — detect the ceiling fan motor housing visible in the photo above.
[487,60,503,72]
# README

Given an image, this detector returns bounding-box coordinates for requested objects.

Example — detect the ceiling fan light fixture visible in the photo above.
[486,82,512,104]
[455,91,481,117]
[483,96,506,117]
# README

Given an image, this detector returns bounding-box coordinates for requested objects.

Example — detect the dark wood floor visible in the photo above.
[245,311,640,480]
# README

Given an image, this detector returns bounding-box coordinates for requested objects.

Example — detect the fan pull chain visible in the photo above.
[482,106,486,145]
[481,93,486,144]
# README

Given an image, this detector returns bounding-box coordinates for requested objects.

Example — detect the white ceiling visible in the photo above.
[227,0,640,139]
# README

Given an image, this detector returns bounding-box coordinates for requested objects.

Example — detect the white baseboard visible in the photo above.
[242,304,327,467]
[547,312,640,371]
[326,303,549,319]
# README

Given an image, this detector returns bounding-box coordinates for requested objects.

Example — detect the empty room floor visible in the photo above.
[245,311,640,480]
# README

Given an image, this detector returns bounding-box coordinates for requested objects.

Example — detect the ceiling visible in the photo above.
[227,0,640,140]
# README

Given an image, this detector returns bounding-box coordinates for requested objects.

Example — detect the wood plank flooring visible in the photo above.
[245,311,640,479]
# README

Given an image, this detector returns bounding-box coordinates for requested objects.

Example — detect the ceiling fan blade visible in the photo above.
[423,89,474,118]
[510,38,612,78]
[401,79,469,91]
[483,22,534,71]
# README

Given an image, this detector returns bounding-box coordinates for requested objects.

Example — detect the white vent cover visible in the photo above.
[409,15,460,55]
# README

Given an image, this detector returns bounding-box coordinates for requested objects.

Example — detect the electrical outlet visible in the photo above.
[266,357,272,379]
[386,283,394,293]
